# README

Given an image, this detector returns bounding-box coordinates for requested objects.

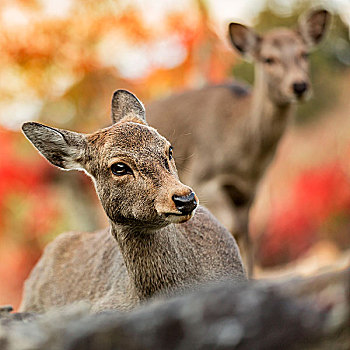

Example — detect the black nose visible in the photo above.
[293,82,308,97]
[172,192,197,215]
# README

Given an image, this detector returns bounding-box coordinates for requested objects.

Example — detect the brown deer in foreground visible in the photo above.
[147,9,330,275]
[19,90,245,313]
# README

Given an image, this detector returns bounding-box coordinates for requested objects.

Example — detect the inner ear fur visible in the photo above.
[111,89,147,125]
[298,9,330,48]
[228,22,261,58]
[22,122,87,171]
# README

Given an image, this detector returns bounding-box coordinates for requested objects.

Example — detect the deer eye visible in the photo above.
[111,162,133,176]
[264,57,275,65]
[301,52,309,60]
[169,146,173,161]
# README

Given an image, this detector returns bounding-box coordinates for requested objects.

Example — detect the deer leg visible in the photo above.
[222,184,254,278]
[235,217,254,278]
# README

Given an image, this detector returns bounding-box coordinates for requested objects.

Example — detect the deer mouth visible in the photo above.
[163,211,195,224]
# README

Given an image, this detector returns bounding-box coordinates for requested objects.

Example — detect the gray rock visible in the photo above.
[1,268,349,350]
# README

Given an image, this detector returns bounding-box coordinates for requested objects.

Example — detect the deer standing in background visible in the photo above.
[19,90,245,313]
[147,9,330,275]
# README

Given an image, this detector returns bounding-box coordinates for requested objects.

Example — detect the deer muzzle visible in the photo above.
[172,192,197,216]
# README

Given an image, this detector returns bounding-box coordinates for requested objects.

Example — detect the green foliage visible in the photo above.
[232,60,254,86]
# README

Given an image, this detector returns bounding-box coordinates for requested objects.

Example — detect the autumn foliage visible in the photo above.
[258,162,350,267]
[0,127,59,305]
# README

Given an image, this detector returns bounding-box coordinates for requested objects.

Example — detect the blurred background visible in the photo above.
[1,0,350,309]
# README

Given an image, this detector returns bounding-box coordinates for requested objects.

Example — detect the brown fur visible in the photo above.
[147,9,330,275]
[19,90,245,313]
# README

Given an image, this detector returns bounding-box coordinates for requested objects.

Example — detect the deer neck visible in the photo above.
[245,64,295,175]
[251,64,295,133]
[111,223,197,300]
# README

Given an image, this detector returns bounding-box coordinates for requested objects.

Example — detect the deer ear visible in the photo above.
[111,89,146,124]
[22,122,87,171]
[298,9,330,48]
[228,23,261,58]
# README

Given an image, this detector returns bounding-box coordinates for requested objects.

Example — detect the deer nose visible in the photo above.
[172,192,197,215]
[293,82,308,97]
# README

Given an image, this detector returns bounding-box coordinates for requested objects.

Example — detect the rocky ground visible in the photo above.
[0,267,349,350]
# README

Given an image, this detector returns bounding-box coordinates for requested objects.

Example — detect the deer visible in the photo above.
[19,90,246,313]
[146,9,330,276]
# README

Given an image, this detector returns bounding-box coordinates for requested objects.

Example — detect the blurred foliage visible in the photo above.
[0,0,234,131]
[258,161,350,266]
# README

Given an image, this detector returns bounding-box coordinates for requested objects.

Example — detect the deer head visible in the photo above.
[229,9,330,105]
[22,90,198,231]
